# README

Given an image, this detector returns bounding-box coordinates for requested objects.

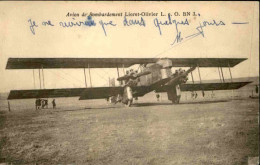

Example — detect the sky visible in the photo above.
[0,1,259,93]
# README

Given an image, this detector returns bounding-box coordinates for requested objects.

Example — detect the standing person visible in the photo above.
[52,99,56,109]
[194,92,198,99]
[45,99,48,109]
[42,99,48,109]
[191,91,195,99]
[156,93,160,102]
[211,91,215,98]
[255,85,258,94]
[41,99,45,109]
[202,90,205,97]
[35,99,38,110]
[176,84,181,103]
[36,98,41,110]
[8,101,11,112]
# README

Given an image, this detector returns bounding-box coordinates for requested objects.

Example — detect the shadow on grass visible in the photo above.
[52,105,122,113]
[133,100,229,107]
[51,100,230,111]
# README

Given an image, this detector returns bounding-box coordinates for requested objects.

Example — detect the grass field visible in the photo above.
[0,94,259,164]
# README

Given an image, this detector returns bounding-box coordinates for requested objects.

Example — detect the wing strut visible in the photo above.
[228,62,233,82]
[83,68,87,88]
[197,64,205,96]
[33,69,36,89]
[41,66,45,89]
[88,64,92,87]
[197,64,202,83]
[116,66,120,78]
[117,66,122,86]
[217,67,223,82]
[122,64,125,75]
[228,62,234,98]
[190,67,195,84]
[220,67,225,82]
[38,69,42,89]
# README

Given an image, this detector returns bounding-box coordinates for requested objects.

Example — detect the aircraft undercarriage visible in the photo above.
[122,86,133,107]
[166,85,181,104]
[109,86,134,107]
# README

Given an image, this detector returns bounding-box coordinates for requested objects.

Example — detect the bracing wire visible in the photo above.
[58,70,85,84]
[47,70,80,87]
[152,29,206,59]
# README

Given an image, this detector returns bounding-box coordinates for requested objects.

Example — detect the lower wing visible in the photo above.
[155,82,252,92]
[79,87,123,100]
[7,86,151,100]
[7,82,251,100]
[8,88,86,100]
[79,86,152,100]
[7,87,124,100]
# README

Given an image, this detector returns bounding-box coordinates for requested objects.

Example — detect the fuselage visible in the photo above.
[118,59,193,104]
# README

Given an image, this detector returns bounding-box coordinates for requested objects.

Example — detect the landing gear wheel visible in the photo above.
[125,99,133,107]
[171,98,180,104]
[172,100,178,104]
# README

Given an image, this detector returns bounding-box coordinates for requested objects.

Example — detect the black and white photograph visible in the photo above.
[0,1,259,164]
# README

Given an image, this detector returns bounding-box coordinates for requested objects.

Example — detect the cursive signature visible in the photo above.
[170,19,226,46]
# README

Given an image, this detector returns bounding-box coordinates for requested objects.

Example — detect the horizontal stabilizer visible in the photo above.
[156,81,252,92]
[6,58,247,69]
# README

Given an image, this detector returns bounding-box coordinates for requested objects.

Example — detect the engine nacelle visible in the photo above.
[167,85,181,104]
[156,59,172,68]
[161,68,172,79]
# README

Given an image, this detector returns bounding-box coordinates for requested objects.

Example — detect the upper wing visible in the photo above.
[168,58,247,67]
[155,82,252,92]
[6,58,247,69]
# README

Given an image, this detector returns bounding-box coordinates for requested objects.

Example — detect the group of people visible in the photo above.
[191,91,198,99]
[35,98,56,110]
[191,91,216,99]
[155,91,214,102]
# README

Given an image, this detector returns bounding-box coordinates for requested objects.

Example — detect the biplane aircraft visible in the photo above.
[6,58,251,107]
